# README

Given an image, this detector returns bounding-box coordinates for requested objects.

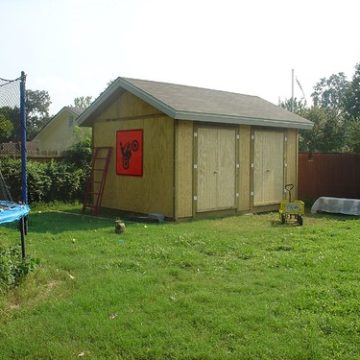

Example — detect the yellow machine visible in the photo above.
[279,184,304,225]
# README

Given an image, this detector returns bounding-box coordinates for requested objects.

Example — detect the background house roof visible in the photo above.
[32,106,84,141]
[78,77,313,129]
[68,106,84,117]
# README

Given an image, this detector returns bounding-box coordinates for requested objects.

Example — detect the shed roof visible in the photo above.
[77,77,313,129]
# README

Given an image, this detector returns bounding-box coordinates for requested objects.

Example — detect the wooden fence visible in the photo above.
[298,152,360,200]
[0,141,64,159]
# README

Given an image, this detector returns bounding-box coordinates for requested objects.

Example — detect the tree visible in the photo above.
[303,72,350,152]
[73,96,92,110]
[279,65,360,153]
[346,121,360,153]
[311,73,349,115]
[345,63,360,120]
[0,113,13,142]
[279,97,306,113]
[343,63,360,153]
[0,90,52,141]
[298,107,325,152]
[25,89,51,140]
[0,106,19,141]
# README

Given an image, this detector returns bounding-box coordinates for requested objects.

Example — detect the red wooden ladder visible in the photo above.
[82,146,112,215]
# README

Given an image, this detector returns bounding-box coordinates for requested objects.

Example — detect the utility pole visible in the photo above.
[291,69,294,112]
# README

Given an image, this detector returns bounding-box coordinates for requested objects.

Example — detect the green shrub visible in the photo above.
[0,245,39,288]
[27,161,52,202]
[44,161,85,202]
[0,158,22,200]
[0,152,90,203]
[63,138,92,168]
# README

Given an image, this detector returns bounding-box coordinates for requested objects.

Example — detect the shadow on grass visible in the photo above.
[15,211,116,235]
[24,207,167,234]
[307,212,360,222]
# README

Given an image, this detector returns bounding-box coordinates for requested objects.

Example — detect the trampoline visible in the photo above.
[0,201,30,225]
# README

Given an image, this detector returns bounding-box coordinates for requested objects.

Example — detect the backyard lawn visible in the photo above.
[1,205,360,359]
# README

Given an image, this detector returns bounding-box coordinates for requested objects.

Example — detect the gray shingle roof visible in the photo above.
[78,77,313,129]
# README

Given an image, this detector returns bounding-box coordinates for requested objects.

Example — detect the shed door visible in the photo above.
[254,130,284,206]
[197,127,236,212]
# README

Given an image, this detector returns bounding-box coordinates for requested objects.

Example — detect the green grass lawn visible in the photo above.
[1,205,360,359]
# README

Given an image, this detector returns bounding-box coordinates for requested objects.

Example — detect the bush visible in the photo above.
[63,138,92,168]
[44,161,85,202]
[0,151,90,203]
[0,245,39,288]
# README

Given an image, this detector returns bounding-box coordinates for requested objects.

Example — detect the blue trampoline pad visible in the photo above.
[0,201,30,225]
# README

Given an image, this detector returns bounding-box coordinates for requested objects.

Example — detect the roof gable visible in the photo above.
[77,77,313,129]
[32,106,84,141]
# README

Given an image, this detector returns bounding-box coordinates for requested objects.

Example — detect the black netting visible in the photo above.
[0,76,21,203]
[0,166,12,203]
[0,76,20,108]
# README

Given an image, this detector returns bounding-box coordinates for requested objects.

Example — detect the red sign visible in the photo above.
[116,129,143,176]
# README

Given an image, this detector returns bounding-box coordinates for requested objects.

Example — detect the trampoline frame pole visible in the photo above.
[20,71,27,259]
[20,71,27,205]
[20,217,26,259]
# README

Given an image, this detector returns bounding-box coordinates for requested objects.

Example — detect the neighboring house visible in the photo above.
[77,77,313,219]
[31,106,90,158]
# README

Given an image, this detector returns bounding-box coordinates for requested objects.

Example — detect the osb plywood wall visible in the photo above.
[93,92,175,217]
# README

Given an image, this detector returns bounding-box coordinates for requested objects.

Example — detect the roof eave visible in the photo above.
[174,111,313,130]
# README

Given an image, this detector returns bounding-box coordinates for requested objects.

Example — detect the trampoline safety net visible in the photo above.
[0,75,30,225]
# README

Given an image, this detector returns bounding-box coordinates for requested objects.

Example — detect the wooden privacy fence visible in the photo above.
[298,152,360,201]
[0,141,64,159]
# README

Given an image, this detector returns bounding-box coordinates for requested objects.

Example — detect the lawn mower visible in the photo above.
[279,184,304,226]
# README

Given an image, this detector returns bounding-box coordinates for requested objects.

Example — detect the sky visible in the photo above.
[1,0,359,115]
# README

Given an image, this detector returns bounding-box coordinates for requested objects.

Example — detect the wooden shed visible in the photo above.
[77,78,312,219]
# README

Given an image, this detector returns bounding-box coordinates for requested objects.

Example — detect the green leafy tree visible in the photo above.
[301,72,350,152]
[299,107,326,152]
[0,111,14,142]
[4,90,52,141]
[345,63,360,120]
[73,96,92,110]
[343,64,360,153]
[25,89,51,140]
[281,65,360,153]
[279,97,306,113]
[312,73,349,115]
[346,121,360,153]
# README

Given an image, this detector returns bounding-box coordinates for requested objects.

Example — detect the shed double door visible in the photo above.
[253,130,284,206]
[197,127,236,212]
